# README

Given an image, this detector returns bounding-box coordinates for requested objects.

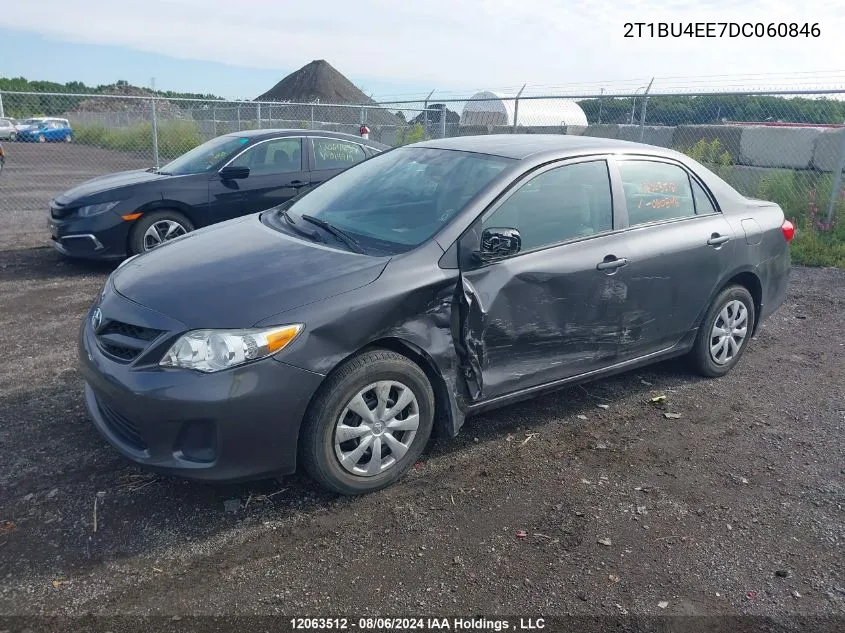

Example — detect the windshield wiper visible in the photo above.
[281,208,322,242]
[300,215,363,253]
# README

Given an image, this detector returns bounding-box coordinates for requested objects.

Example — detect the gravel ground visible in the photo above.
[0,244,843,623]
[0,143,152,251]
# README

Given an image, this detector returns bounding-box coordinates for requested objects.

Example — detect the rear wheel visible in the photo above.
[9,132,15,142]
[300,350,435,495]
[689,285,755,377]
[38,134,46,143]
[65,134,72,143]
[128,210,194,255]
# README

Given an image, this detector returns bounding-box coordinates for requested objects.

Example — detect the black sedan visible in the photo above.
[79,135,792,494]
[49,129,387,260]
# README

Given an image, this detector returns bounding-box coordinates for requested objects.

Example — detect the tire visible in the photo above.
[300,349,435,495]
[38,134,46,143]
[128,210,194,255]
[65,134,72,143]
[689,285,756,377]
[9,133,15,142]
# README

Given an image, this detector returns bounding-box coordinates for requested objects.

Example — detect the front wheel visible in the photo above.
[9,133,15,142]
[65,134,72,143]
[689,285,756,377]
[300,350,435,495]
[128,210,194,255]
[38,134,46,143]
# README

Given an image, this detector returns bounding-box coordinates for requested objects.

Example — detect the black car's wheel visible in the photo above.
[300,350,435,495]
[689,284,756,377]
[128,210,194,255]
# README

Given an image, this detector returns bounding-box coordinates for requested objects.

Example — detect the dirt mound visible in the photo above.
[64,84,184,119]
[256,60,375,104]
[256,60,402,128]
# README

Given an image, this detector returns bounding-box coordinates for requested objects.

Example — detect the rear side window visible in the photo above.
[691,178,717,214]
[483,160,614,252]
[313,138,366,170]
[618,160,695,225]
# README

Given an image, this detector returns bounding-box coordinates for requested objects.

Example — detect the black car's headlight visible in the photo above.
[76,201,120,218]
[160,324,303,373]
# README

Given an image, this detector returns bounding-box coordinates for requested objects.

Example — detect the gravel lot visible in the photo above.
[0,143,152,251]
[0,149,843,624]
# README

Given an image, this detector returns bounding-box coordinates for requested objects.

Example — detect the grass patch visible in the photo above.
[756,169,845,267]
[71,120,204,160]
[681,139,845,268]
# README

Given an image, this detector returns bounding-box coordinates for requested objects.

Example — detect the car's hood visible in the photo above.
[112,215,390,328]
[54,169,168,203]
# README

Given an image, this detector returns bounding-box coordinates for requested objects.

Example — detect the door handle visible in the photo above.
[290,180,309,188]
[707,234,730,246]
[596,256,628,271]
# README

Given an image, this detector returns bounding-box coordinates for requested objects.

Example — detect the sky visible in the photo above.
[1,0,844,101]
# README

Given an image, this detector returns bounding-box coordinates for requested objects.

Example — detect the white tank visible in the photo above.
[460,91,588,132]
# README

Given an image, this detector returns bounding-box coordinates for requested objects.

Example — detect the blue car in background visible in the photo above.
[17,118,73,143]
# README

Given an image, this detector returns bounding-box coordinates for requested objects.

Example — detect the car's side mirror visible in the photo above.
[219,165,250,180]
[474,227,522,263]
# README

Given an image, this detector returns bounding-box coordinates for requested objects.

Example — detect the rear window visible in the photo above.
[618,160,696,225]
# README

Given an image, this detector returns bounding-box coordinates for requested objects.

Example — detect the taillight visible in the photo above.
[781,219,795,242]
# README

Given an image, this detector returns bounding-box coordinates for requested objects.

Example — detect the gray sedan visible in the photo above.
[79,135,792,494]
[0,118,16,141]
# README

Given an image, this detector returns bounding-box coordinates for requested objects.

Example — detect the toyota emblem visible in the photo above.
[91,308,103,331]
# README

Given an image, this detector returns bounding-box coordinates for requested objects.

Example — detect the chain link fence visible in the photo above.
[1,87,844,260]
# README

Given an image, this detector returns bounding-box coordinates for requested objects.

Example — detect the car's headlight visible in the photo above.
[76,201,120,218]
[160,324,303,373]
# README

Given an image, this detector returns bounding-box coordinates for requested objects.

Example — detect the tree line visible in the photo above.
[0,77,224,118]
[577,94,845,126]
[3,76,845,125]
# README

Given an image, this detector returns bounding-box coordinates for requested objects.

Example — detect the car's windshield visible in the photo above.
[281,147,513,254]
[159,135,251,176]
[20,118,42,126]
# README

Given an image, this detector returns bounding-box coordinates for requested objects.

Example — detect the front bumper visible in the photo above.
[78,294,325,482]
[49,211,130,260]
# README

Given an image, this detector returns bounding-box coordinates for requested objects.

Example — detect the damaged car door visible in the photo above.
[455,157,636,402]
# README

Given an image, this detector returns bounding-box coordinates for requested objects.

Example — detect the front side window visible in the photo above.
[482,160,614,252]
[230,138,302,175]
[312,138,366,170]
[278,147,513,253]
[160,135,251,175]
[618,160,696,225]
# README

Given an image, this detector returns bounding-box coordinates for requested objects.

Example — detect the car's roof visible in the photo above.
[415,134,679,160]
[225,128,388,148]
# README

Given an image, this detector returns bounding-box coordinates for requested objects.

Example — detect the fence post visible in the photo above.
[212,105,217,136]
[440,105,447,139]
[512,84,526,133]
[150,98,160,169]
[257,102,262,128]
[826,123,845,226]
[423,89,434,139]
[639,78,654,142]
[0,91,4,118]
[237,104,241,131]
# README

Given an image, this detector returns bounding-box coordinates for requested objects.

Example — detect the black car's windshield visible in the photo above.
[280,147,513,253]
[159,135,251,176]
